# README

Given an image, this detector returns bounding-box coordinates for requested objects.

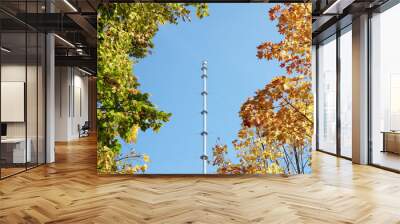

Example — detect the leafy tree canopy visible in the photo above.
[213,3,312,175]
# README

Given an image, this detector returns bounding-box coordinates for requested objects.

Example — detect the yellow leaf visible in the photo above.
[143,154,150,163]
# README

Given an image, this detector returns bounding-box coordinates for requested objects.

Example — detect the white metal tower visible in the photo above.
[200,60,208,174]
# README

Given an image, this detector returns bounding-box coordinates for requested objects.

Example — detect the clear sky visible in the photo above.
[121,3,284,174]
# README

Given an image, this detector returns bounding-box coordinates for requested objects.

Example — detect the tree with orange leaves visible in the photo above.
[213,3,312,175]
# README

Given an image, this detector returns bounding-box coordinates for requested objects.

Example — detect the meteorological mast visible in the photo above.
[200,60,208,174]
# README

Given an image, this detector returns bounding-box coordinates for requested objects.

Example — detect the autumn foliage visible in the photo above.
[213,3,313,175]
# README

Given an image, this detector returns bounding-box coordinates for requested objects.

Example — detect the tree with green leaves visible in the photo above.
[97,3,208,174]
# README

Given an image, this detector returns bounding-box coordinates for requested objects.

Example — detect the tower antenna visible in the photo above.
[200,60,208,174]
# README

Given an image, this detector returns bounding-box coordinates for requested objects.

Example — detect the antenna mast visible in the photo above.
[200,60,208,174]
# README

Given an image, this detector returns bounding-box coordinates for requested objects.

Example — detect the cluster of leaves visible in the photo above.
[213,129,284,174]
[213,3,312,175]
[97,3,208,174]
[257,3,311,77]
[115,149,150,174]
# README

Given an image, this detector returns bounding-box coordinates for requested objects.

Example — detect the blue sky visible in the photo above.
[121,3,284,174]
